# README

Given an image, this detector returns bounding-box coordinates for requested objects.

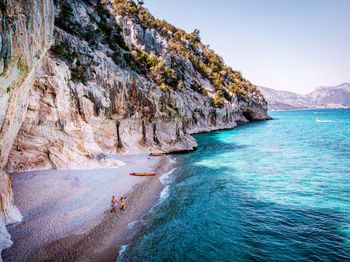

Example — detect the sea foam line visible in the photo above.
[118,167,178,259]
[159,167,177,185]
[117,244,128,261]
[127,220,138,230]
[159,185,170,203]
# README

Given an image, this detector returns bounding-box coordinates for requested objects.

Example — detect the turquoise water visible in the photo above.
[120,109,350,261]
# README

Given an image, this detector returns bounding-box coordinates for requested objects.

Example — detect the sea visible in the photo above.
[118,109,350,261]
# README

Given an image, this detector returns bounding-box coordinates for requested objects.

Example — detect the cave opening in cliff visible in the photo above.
[243,111,254,121]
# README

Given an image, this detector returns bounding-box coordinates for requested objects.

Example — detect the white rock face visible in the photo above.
[3,0,269,174]
[0,0,54,256]
[7,57,126,172]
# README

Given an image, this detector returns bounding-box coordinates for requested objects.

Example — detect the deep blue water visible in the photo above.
[119,109,350,261]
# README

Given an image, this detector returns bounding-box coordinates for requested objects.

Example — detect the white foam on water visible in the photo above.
[116,244,128,262]
[117,167,177,260]
[159,185,170,203]
[127,220,138,230]
[159,168,177,185]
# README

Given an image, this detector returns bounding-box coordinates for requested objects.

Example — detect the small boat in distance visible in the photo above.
[316,117,332,123]
[149,153,166,157]
[130,172,157,177]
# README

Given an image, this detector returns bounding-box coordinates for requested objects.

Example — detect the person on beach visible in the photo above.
[111,196,118,213]
[119,197,127,211]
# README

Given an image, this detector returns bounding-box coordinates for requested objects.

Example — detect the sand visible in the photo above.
[3,154,174,262]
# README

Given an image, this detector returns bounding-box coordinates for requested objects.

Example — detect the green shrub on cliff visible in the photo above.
[71,65,89,85]
[50,43,78,62]
[137,51,160,69]
[50,44,69,59]
[213,90,225,107]
[56,0,262,100]
[121,50,177,89]
[122,52,139,71]
[114,0,139,16]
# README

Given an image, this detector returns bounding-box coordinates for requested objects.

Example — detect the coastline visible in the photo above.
[268,107,350,112]
[3,154,175,261]
[48,156,174,262]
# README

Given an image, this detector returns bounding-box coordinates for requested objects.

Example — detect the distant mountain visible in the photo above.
[257,86,315,110]
[308,83,350,107]
[258,83,350,110]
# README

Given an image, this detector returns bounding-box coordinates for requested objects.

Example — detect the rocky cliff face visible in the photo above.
[0,0,54,255]
[6,0,269,172]
[0,0,268,255]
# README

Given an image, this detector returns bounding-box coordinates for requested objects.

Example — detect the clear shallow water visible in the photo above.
[119,109,350,261]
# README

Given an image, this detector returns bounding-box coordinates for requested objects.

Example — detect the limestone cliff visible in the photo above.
[0,0,55,255]
[7,0,268,172]
[0,0,269,255]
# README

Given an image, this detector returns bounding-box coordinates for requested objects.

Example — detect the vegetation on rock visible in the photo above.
[111,0,263,106]
[53,0,264,105]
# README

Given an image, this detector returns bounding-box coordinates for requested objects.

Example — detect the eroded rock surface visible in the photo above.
[0,0,54,256]
[7,0,268,172]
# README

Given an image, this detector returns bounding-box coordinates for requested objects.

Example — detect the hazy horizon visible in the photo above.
[144,0,350,94]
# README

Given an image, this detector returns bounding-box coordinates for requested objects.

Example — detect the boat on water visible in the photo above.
[316,117,332,123]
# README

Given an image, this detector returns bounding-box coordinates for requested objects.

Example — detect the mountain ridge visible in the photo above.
[258,83,350,110]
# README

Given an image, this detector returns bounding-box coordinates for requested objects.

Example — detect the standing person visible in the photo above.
[111,196,118,213]
[119,197,127,211]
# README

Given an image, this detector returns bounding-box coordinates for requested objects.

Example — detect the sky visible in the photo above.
[144,0,350,94]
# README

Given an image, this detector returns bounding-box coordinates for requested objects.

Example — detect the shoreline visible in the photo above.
[45,156,174,262]
[4,154,175,261]
[268,107,350,112]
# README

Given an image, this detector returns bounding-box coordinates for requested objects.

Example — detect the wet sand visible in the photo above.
[3,154,173,262]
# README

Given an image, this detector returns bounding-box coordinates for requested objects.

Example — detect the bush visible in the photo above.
[159,83,169,90]
[71,65,89,85]
[212,90,225,107]
[50,43,77,62]
[50,44,69,59]
[110,0,257,100]
[123,52,138,71]
[113,0,139,16]
[177,80,185,89]
[138,51,160,68]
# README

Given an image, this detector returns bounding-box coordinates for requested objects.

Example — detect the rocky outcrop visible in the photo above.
[0,0,55,256]
[0,0,269,257]
[5,0,268,172]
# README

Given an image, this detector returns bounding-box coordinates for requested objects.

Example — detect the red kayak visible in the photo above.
[130,172,156,177]
[149,153,166,157]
